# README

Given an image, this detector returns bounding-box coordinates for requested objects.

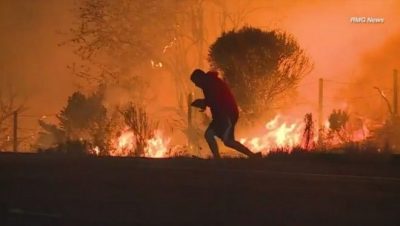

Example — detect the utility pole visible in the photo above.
[394,69,398,116]
[318,78,324,141]
[13,110,18,152]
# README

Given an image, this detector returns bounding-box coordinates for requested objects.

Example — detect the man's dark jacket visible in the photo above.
[202,71,239,122]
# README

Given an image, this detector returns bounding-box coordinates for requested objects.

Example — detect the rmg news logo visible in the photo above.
[350,17,384,24]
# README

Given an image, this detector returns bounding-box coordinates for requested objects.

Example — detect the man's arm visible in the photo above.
[191,99,206,111]
[202,84,215,109]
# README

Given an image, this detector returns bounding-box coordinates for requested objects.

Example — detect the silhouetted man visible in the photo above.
[190,69,261,159]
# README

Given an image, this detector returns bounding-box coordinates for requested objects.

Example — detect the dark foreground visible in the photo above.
[1,152,400,226]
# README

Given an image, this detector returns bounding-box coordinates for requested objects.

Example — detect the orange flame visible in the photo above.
[144,130,171,158]
[110,129,136,157]
[240,115,305,154]
[93,146,100,156]
[239,114,315,155]
[240,114,370,155]
[89,146,101,156]
[103,114,370,158]
[110,129,171,158]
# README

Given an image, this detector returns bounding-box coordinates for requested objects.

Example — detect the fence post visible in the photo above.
[13,111,18,152]
[318,78,324,142]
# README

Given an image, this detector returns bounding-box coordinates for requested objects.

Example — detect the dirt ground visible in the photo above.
[1,152,400,226]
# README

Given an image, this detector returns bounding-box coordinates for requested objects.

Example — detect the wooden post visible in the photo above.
[394,69,398,116]
[187,93,193,148]
[318,78,324,141]
[13,111,18,152]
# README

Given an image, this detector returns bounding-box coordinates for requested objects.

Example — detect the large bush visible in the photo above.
[208,27,313,120]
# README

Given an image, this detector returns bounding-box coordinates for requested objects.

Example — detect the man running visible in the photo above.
[190,69,261,159]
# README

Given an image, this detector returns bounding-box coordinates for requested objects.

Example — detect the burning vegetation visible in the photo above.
[33,87,387,158]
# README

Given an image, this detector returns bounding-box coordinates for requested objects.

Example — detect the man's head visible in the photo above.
[190,69,206,88]
[191,69,220,88]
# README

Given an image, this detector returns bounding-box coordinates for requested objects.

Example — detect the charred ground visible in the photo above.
[1,152,400,226]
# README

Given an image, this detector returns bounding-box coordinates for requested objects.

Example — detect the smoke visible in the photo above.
[343,33,400,121]
[0,0,78,150]
[0,0,77,111]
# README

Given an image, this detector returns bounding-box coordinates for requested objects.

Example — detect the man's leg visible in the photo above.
[205,125,220,159]
[223,139,256,157]
[222,119,258,158]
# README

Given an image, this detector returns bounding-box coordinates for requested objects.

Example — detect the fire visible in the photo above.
[110,128,171,158]
[352,124,369,142]
[239,114,371,155]
[93,146,100,156]
[348,117,370,142]
[89,146,101,156]
[274,122,302,146]
[240,115,305,154]
[97,114,371,158]
[144,130,171,158]
[110,129,136,157]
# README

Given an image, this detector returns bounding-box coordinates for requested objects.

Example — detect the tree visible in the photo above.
[68,0,191,89]
[60,89,111,151]
[58,91,106,135]
[208,26,313,120]
[36,88,112,154]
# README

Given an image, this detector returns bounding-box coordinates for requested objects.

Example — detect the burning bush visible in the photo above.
[119,103,158,156]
